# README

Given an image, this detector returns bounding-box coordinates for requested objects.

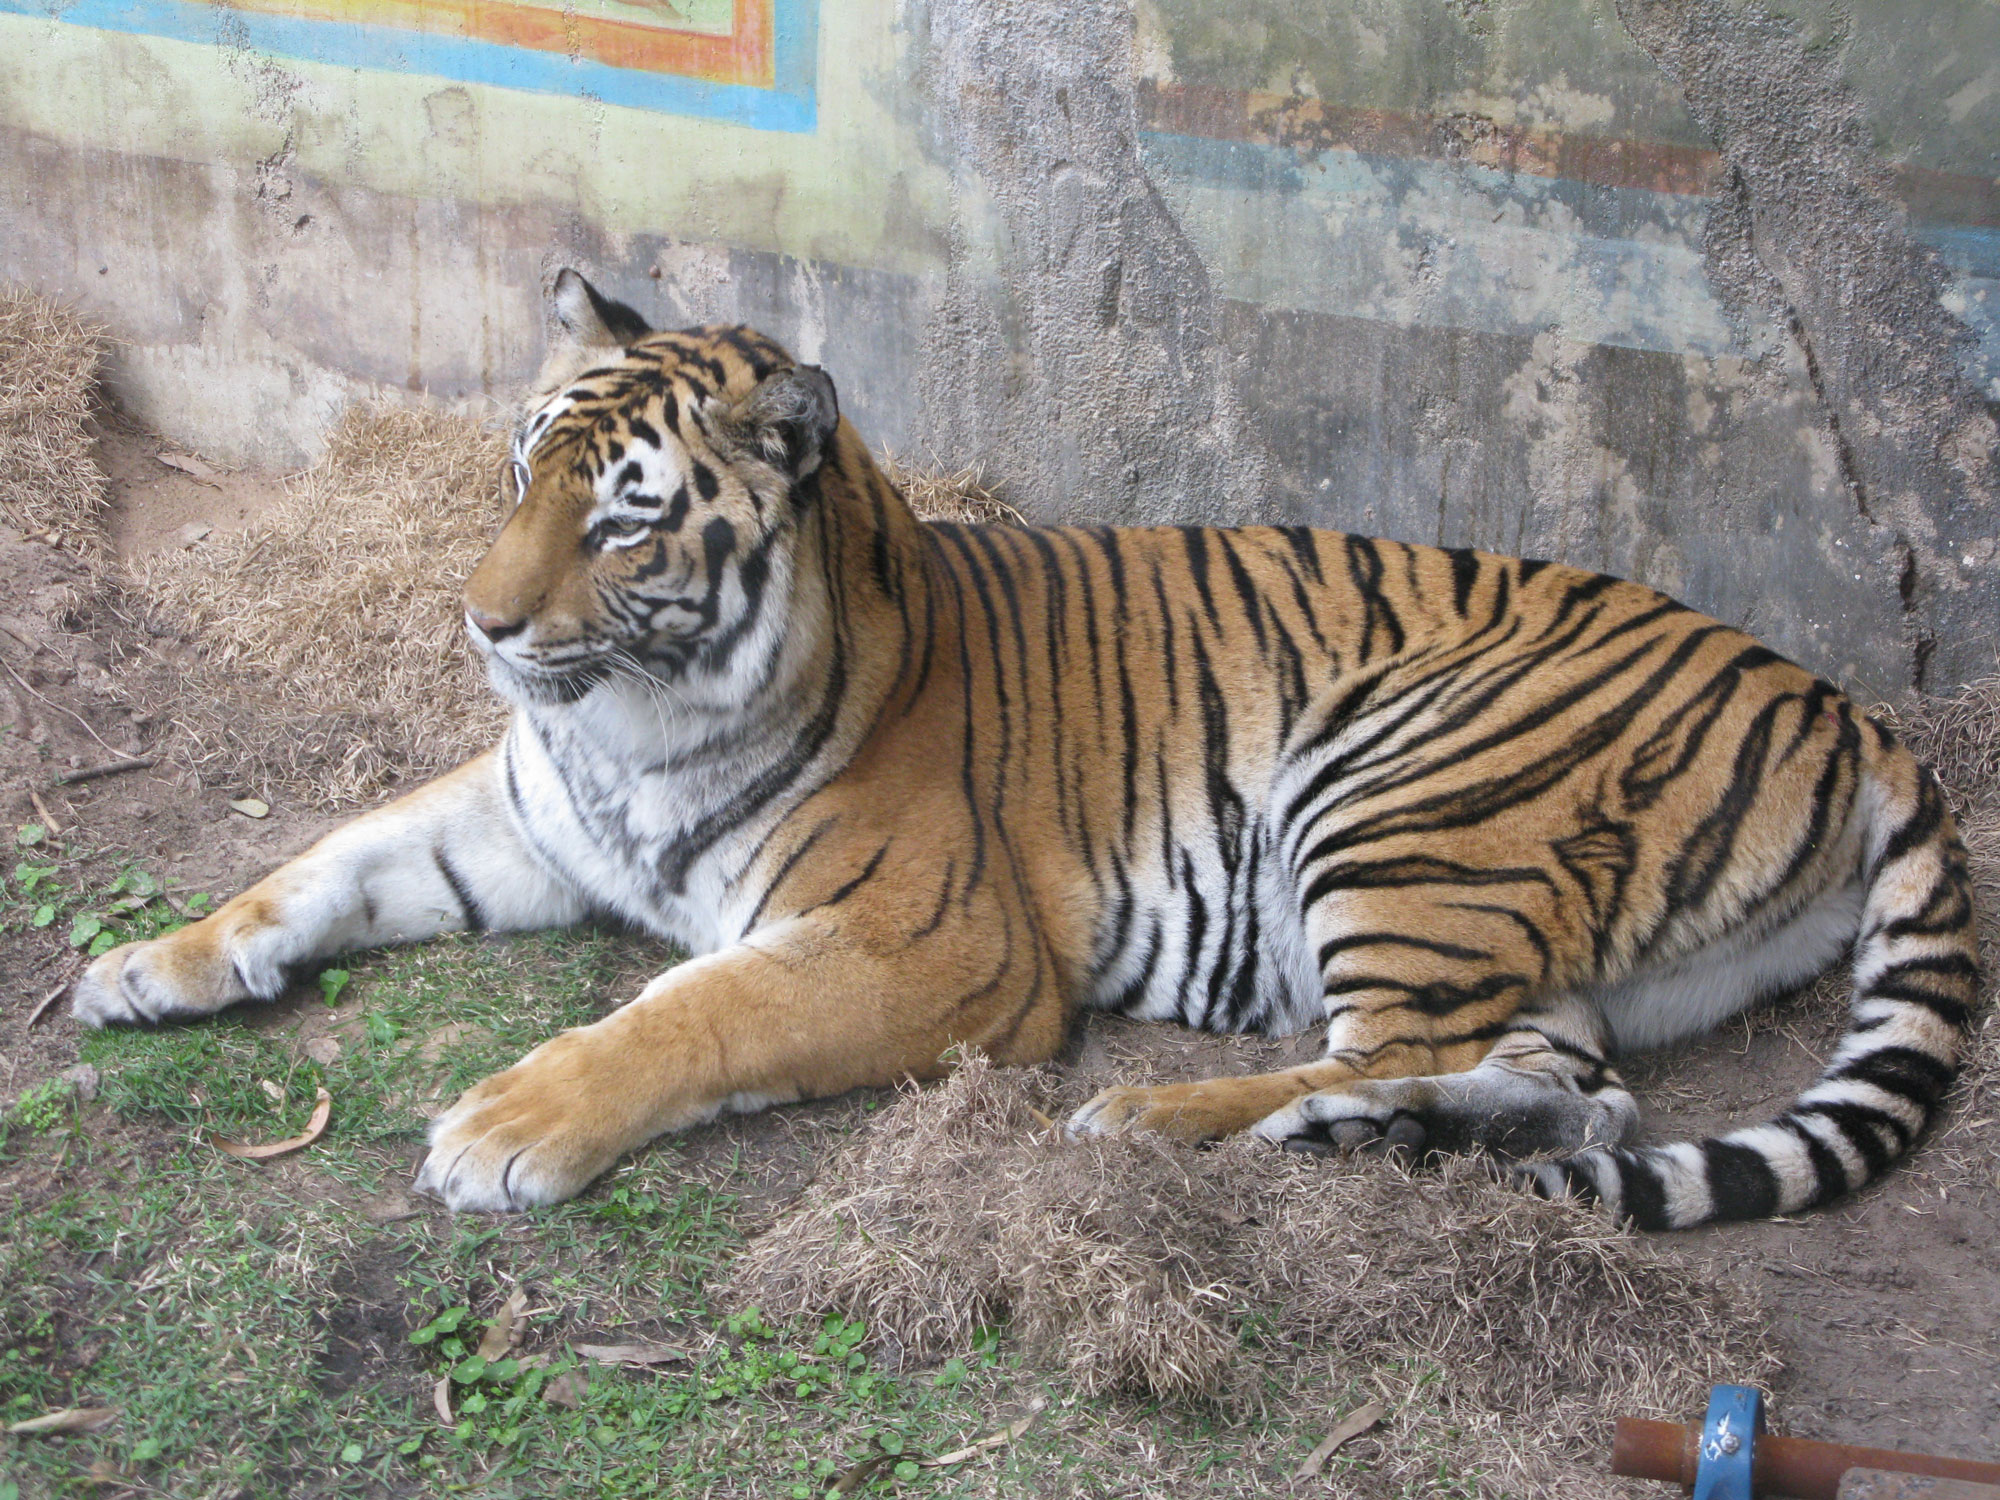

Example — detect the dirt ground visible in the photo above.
[3,412,1997,1481]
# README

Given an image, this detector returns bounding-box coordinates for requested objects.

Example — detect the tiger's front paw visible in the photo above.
[415,1034,626,1212]
[1067,1080,1273,1143]
[71,924,261,1028]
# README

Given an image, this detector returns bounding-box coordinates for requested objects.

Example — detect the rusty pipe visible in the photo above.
[1614,1418,2000,1499]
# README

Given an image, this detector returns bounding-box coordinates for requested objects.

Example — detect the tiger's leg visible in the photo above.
[415,904,1065,1210]
[1067,875,1592,1143]
[71,751,584,1026]
[1249,996,1637,1159]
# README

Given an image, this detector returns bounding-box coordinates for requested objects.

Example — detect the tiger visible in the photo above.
[72,269,1982,1231]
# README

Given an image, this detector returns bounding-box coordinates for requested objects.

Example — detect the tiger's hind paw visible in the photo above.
[1249,1078,1441,1160]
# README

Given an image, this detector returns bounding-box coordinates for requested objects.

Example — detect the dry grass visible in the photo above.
[0,286,109,554]
[137,404,510,805]
[883,449,1024,526]
[732,1055,1777,1497]
[130,431,1016,805]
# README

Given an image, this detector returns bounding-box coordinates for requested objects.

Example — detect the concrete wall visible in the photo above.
[3,0,1995,696]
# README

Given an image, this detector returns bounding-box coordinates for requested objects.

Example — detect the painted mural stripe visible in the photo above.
[1139,127,1740,358]
[1139,80,1725,199]
[219,0,776,89]
[1139,80,2000,232]
[0,0,817,130]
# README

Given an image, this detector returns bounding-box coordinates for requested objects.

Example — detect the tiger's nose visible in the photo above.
[466,607,527,643]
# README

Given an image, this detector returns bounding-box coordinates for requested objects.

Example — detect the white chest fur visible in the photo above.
[497,684,796,956]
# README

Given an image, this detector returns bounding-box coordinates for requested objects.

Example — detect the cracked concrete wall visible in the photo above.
[914,0,1274,525]
[3,0,1994,696]
[1614,0,2000,690]
[907,0,1998,697]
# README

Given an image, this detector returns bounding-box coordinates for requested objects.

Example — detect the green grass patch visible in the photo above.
[0,848,1394,1498]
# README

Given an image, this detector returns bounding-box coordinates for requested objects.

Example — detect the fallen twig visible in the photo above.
[0,650,125,757]
[923,1398,1045,1467]
[27,963,82,1027]
[27,787,62,835]
[55,755,158,785]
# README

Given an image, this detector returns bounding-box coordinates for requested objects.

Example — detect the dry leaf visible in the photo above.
[831,1454,895,1494]
[476,1288,530,1361]
[303,1036,341,1066]
[923,1398,1045,1467]
[228,797,270,819]
[542,1370,587,1408]
[573,1341,689,1367]
[159,450,223,482]
[175,522,213,547]
[432,1376,454,1425]
[211,1086,331,1159]
[1294,1400,1386,1480]
[7,1404,120,1436]
[259,1078,284,1102]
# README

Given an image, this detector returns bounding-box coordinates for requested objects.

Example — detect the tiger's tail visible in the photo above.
[1531,733,1983,1229]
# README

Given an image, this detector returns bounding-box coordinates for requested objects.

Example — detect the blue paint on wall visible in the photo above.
[2,0,818,131]
[1140,128,1737,359]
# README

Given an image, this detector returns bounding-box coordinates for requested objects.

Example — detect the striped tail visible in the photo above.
[1529,747,1983,1230]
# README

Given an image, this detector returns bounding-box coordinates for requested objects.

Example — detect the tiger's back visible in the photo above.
[905,522,1875,1036]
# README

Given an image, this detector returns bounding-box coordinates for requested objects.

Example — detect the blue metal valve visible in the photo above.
[1691,1384,1763,1500]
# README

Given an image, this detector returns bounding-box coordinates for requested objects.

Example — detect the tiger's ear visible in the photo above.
[721,364,840,482]
[533,269,651,398]
[550,268,651,350]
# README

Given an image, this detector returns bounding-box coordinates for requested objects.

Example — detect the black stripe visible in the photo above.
[1793,1100,1900,1171]
[1448,548,1479,616]
[433,846,486,933]
[1828,1045,1956,1111]
[1778,1116,1854,1206]
[1702,1138,1780,1221]
[1213,530,1270,654]
[1615,1153,1672,1229]
[1868,773,1947,882]
[804,841,891,915]
[1317,931,1493,967]
[746,814,841,929]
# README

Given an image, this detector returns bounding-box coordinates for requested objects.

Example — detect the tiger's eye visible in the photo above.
[596,515,652,545]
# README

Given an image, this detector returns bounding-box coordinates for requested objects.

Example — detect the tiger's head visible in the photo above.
[464,269,840,710]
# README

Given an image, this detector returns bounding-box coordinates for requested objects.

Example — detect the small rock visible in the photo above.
[303,1036,341,1066]
[363,1188,419,1224]
[175,522,212,548]
[62,1063,100,1104]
